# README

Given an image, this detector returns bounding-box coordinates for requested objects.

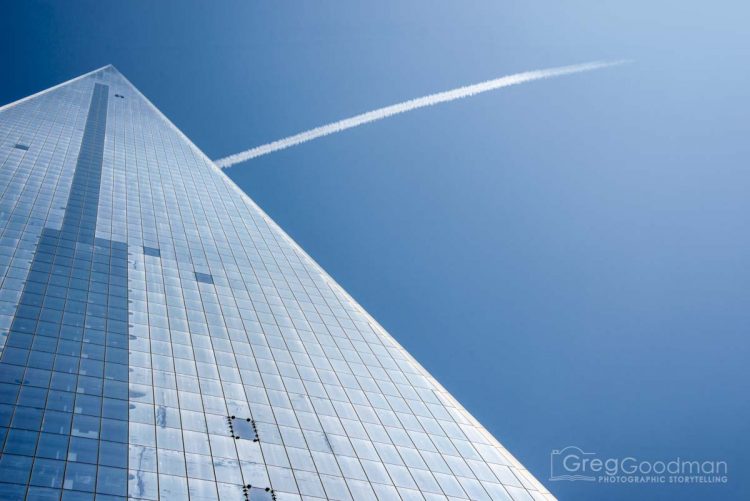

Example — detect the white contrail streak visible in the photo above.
[215,60,626,168]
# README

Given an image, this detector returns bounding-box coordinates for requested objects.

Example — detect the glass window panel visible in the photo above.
[63,462,96,492]
[96,465,127,496]
[0,454,33,485]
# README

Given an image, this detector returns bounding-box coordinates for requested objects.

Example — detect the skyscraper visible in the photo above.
[0,66,553,501]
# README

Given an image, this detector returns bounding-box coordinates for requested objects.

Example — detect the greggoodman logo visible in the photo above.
[549,446,728,485]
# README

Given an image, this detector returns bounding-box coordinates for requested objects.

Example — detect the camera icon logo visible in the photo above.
[550,446,597,481]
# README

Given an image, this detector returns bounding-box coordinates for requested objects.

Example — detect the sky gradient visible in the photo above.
[2,1,749,500]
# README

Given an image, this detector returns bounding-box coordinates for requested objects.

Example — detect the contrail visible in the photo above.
[215,60,626,168]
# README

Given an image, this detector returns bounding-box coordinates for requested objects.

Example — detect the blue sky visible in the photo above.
[2,1,749,499]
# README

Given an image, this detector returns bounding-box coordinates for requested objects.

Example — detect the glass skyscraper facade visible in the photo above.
[0,66,553,501]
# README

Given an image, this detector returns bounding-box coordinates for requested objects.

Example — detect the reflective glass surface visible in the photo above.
[0,66,552,500]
